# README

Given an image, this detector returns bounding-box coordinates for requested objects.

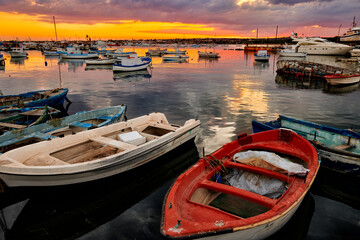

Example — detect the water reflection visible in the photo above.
[58,59,85,72]
[0,141,199,240]
[85,65,113,71]
[323,82,360,94]
[253,60,269,69]
[113,69,152,82]
[275,74,325,89]
[9,57,27,65]
[162,58,188,64]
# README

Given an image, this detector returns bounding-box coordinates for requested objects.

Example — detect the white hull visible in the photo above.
[9,52,28,58]
[326,75,360,85]
[85,59,116,65]
[0,113,200,187]
[350,49,360,57]
[279,52,307,57]
[113,62,151,71]
[297,45,351,55]
[60,53,99,59]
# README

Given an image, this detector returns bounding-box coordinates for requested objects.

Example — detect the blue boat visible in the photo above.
[0,105,127,154]
[252,115,360,175]
[0,88,68,109]
[0,106,61,134]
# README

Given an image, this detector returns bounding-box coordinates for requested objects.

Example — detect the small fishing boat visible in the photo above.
[0,112,200,188]
[146,48,167,56]
[0,105,127,154]
[254,50,270,62]
[60,47,99,59]
[324,73,360,85]
[162,55,189,61]
[9,47,28,58]
[161,129,319,239]
[113,54,152,72]
[106,48,137,58]
[163,49,187,55]
[85,58,116,65]
[0,106,61,134]
[0,88,68,110]
[43,51,59,56]
[198,51,220,58]
[252,115,360,175]
[279,45,307,58]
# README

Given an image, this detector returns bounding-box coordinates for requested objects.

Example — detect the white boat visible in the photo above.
[146,48,167,56]
[254,50,270,62]
[325,73,360,85]
[349,46,360,57]
[85,58,116,65]
[340,17,360,43]
[106,48,137,57]
[279,45,307,57]
[60,46,99,59]
[43,51,59,56]
[0,112,200,188]
[198,51,220,58]
[162,55,189,61]
[163,49,187,55]
[9,47,28,58]
[295,38,352,55]
[113,54,152,72]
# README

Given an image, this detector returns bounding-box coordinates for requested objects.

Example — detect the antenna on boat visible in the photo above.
[53,16,58,42]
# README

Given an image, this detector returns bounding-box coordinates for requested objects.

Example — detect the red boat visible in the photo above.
[161,129,319,239]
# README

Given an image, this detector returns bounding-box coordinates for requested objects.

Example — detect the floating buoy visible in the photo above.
[45,61,48,66]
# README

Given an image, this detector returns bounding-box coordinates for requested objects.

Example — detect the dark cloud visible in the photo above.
[268,0,332,4]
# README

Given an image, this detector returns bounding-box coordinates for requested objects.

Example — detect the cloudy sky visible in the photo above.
[0,0,359,40]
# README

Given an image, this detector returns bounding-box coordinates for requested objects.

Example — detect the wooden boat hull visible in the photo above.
[0,105,127,154]
[252,116,360,175]
[161,129,319,239]
[0,88,68,109]
[0,113,200,188]
[113,59,151,71]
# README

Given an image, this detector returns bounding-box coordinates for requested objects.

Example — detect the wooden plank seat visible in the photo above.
[0,122,27,129]
[23,153,70,166]
[90,136,137,151]
[334,144,356,150]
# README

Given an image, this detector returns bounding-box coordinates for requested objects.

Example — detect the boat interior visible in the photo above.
[0,89,63,107]
[19,120,181,166]
[189,150,308,219]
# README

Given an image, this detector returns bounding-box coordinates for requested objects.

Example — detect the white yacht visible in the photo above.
[9,46,28,58]
[295,38,352,55]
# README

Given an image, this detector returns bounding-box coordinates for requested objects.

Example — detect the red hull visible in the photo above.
[161,129,319,239]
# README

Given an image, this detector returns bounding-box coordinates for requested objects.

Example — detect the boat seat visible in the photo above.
[90,136,137,151]
[69,121,95,129]
[0,122,27,129]
[23,153,70,166]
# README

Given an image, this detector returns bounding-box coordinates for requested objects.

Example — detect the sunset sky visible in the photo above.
[0,0,359,41]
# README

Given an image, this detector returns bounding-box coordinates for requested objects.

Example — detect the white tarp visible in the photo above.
[225,169,287,199]
[233,150,309,177]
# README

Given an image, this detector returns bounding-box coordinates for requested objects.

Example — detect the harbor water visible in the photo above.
[0,48,359,239]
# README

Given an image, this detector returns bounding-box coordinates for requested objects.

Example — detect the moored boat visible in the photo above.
[106,48,137,58]
[252,115,360,175]
[0,112,200,188]
[325,73,360,85]
[0,106,61,134]
[85,58,116,65]
[0,54,5,66]
[161,129,319,239]
[0,105,127,154]
[162,55,189,61]
[9,46,28,58]
[198,51,220,58]
[254,50,270,62]
[163,49,187,55]
[113,54,152,71]
[0,88,68,109]
[60,46,99,59]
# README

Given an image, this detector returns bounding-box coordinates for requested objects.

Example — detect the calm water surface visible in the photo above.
[0,48,359,239]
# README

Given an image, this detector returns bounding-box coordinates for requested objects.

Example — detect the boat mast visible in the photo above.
[352,16,357,28]
[53,16,58,42]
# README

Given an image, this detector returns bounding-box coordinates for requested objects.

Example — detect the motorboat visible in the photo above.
[340,17,360,43]
[325,73,360,85]
[146,48,167,56]
[161,129,319,239]
[106,48,137,58]
[0,112,200,188]
[295,38,352,55]
[279,45,307,57]
[162,55,189,61]
[349,46,360,57]
[60,46,99,59]
[113,54,152,71]
[252,115,360,176]
[198,51,220,58]
[9,46,28,58]
[254,50,270,62]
